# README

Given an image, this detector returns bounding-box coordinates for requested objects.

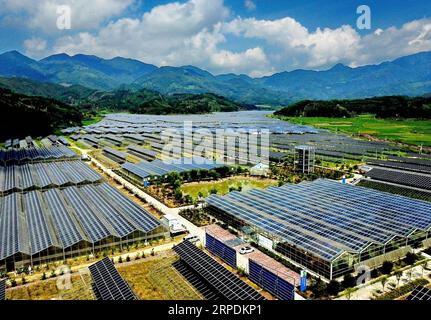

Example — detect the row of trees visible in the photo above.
[275,96,431,119]
[309,252,425,299]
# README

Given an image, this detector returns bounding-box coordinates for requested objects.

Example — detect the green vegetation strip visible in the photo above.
[274,114,431,147]
[180,176,278,200]
[373,278,429,300]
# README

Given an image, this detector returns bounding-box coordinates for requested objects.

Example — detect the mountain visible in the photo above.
[0,51,47,81]
[0,52,157,91]
[0,76,250,116]
[258,51,431,99]
[1,50,431,104]
[274,96,431,119]
[0,88,83,140]
[0,76,98,104]
[132,65,291,105]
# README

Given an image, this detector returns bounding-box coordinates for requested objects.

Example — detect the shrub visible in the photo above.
[374,278,429,300]
[342,274,356,289]
[404,252,419,265]
[381,261,394,275]
[310,278,327,298]
[371,269,380,278]
[327,280,341,296]
[126,255,131,262]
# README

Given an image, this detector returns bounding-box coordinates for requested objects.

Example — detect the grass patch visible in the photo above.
[181,176,278,200]
[6,274,94,300]
[274,114,431,147]
[117,256,202,300]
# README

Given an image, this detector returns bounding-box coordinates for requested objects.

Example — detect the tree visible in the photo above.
[311,278,327,298]
[381,261,394,275]
[380,276,388,292]
[421,260,428,276]
[371,269,380,279]
[394,270,402,287]
[404,252,418,265]
[327,280,341,296]
[342,273,356,289]
[174,189,183,201]
[172,179,182,189]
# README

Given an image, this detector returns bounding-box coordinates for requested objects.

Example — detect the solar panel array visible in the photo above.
[0,183,162,261]
[122,157,223,180]
[89,257,137,300]
[205,233,237,268]
[0,161,102,194]
[173,240,265,300]
[249,259,295,300]
[102,148,127,163]
[387,156,431,167]
[206,179,431,262]
[173,260,221,300]
[365,168,431,191]
[407,286,431,300]
[271,132,397,160]
[127,145,158,161]
[74,111,317,135]
[0,146,76,164]
[368,159,431,174]
[0,279,5,300]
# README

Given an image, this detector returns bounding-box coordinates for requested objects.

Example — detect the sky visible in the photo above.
[0,0,430,77]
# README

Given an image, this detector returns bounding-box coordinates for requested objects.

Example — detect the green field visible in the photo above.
[274,115,431,147]
[181,176,278,200]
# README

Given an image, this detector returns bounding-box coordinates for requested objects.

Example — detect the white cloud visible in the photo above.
[50,0,272,75]
[23,37,47,57]
[244,0,256,11]
[0,0,134,31]
[6,0,431,76]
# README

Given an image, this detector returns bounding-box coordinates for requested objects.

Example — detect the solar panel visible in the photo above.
[365,168,431,190]
[407,286,431,300]
[173,240,265,300]
[0,279,6,300]
[89,257,137,300]
[173,260,221,300]
[206,179,431,262]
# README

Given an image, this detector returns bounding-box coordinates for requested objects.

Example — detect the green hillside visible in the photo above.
[0,88,83,140]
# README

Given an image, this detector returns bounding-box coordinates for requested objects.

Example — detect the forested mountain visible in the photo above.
[2,51,431,105]
[0,88,83,140]
[274,96,431,119]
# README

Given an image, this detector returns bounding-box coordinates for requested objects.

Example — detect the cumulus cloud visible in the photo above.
[7,0,431,76]
[50,0,272,75]
[221,16,431,71]
[0,0,133,31]
[23,37,47,57]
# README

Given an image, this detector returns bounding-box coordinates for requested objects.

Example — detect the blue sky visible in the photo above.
[1,0,430,76]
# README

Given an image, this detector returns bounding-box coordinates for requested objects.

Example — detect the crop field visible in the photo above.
[276,115,431,147]
[6,274,95,300]
[117,255,202,300]
[181,176,278,200]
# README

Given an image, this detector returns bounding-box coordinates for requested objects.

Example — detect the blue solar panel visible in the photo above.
[205,234,237,268]
[249,259,294,300]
